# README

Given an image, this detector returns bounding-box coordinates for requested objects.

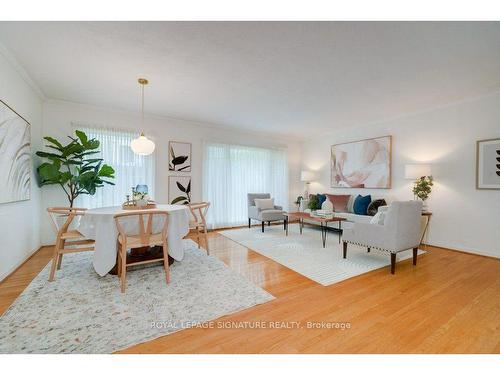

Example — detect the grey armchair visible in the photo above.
[342,201,423,274]
[247,193,286,232]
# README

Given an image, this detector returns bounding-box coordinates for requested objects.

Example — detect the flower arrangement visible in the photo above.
[133,191,149,201]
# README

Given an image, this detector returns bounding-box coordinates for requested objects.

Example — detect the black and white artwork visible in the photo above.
[168,176,191,205]
[0,100,31,204]
[476,138,500,190]
[169,141,191,172]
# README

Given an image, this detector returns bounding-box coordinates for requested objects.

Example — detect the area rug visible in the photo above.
[219,225,425,286]
[0,240,274,354]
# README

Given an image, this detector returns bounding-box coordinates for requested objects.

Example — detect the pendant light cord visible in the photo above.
[141,82,145,137]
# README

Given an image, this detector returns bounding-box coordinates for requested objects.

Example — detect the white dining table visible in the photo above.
[78,204,190,276]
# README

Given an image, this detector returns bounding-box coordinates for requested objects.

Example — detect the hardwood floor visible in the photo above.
[0,230,499,353]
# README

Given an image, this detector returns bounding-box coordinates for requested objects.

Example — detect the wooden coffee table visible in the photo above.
[284,212,346,248]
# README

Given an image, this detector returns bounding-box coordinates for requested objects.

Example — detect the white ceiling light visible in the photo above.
[131,78,155,155]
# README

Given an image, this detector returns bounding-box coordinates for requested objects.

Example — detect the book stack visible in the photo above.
[311,210,335,219]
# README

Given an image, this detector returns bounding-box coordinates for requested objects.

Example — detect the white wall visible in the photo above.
[301,91,500,258]
[41,99,302,244]
[0,50,43,281]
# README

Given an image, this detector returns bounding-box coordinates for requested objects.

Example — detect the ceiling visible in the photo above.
[1,21,500,139]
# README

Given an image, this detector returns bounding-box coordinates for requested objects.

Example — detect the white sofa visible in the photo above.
[300,195,389,228]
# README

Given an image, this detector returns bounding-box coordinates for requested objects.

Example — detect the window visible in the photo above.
[203,142,288,229]
[74,125,155,208]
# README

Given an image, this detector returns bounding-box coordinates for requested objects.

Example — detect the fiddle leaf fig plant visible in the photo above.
[36,130,115,207]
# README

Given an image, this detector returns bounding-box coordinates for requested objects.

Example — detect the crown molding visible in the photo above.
[0,41,46,100]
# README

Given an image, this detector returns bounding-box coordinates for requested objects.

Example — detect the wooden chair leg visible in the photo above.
[56,239,65,270]
[48,239,61,281]
[162,242,170,284]
[197,226,201,248]
[390,253,396,274]
[203,227,210,255]
[120,243,127,293]
[413,247,418,266]
[116,239,122,277]
[343,241,347,259]
[248,218,251,228]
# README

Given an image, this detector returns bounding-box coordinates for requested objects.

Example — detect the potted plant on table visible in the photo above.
[36,130,115,207]
[412,176,434,212]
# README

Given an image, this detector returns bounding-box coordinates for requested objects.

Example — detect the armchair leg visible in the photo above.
[390,253,396,274]
[248,218,251,228]
[342,241,347,259]
[268,221,271,226]
[413,247,418,266]
[261,221,264,233]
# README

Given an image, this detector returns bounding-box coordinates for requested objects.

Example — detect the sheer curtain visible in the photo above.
[74,124,155,209]
[203,142,288,229]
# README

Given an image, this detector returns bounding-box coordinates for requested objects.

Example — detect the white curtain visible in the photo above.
[73,125,155,209]
[203,142,288,229]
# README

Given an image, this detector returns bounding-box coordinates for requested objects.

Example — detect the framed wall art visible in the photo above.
[0,100,31,204]
[331,135,391,189]
[476,138,500,190]
[168,175,191,204]
[169,141,191,172]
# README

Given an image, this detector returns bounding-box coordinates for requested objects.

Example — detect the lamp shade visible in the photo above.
[300,170,315,182]
[131,134,156,156]
[405,164,431,179]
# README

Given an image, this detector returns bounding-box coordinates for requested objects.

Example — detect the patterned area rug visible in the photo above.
[219,225,425,286]
[0,240,274,354]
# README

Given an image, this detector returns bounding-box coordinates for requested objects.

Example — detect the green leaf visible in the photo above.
[171,196,187,204]
[43,136,64,149]
[186,180,191,193]
[37,163,62,184]
[176,181,186,192]
[36,151,64,159]
[86,139,100,149]
[98,164,115,177]
[75,130,88,146]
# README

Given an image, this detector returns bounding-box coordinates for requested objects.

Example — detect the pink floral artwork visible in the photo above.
[331,136,391,188]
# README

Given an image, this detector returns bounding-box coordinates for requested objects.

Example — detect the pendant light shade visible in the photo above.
[131,78,155,155]
[131,132,156,155]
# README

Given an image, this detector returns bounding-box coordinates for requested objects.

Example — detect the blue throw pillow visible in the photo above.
[353,194,372,215]
[317,194,326,207]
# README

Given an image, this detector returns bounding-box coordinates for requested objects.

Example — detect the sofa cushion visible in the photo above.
[353,194,372,215]
[317,194,327,207]
[259,209,285,221]
[347,195,356,213]
[370,211,386,225]
[254,198,274,210]
[326,194,350,212]
[335,212,372,224]
[367,199,387,216]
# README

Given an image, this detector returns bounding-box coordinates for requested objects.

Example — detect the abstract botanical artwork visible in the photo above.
[331,136,391,189]
[0,100,31,204]
[169,176,191,204]
[476,138,500,190]
[169,141,191,172]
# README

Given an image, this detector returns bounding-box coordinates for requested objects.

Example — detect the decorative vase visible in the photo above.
[137,198,148,207]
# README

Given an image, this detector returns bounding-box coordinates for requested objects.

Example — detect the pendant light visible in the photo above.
[131,78,156,155]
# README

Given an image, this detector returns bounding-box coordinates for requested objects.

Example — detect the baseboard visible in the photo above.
[0,246,45,284]
[424,243,499,260]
